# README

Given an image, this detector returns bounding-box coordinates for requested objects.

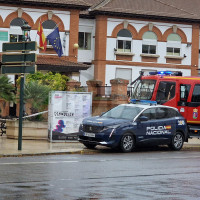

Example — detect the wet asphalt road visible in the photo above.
[0,149,200,200]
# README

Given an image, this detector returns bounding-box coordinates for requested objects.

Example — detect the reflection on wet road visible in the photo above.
[0,150,200,200]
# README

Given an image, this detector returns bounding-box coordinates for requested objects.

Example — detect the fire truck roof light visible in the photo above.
[149,71,182,76]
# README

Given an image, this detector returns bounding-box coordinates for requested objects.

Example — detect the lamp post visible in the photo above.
[18,22,31,151]
[21,21,31,41]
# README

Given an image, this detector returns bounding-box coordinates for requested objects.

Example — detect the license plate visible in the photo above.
[84,132,95,137]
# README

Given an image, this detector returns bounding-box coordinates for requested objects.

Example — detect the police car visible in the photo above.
[78,103,188,152]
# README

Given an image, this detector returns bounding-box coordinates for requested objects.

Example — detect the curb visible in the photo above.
[182,145,200,151]
[0,145,200,158]
[0,149,101,158]
[0,150,86,158]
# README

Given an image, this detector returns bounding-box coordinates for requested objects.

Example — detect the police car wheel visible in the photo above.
[120,133,135,153]
[169,132,184,151]
[83,143,97,149]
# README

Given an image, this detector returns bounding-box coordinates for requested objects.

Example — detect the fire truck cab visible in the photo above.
[131,71,200,137]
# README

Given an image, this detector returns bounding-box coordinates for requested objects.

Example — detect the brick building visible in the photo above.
[0,0,200,116]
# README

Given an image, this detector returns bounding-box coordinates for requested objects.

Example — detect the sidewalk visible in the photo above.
[0,135,200,157]
[0,135,85,157]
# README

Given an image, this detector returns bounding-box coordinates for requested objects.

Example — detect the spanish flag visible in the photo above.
[37,22,47,51]
[165,125,171,130]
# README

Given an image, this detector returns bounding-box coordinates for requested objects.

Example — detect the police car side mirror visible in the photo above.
[100,112,105,116]
[138,116,149,121]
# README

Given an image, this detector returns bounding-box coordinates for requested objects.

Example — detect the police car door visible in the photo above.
[154,107,175,143]
[135,107,158,144]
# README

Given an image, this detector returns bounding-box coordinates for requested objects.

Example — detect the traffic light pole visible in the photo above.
[18,73,24,150]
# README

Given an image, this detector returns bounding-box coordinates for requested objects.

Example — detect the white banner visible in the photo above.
[48,91,92,141]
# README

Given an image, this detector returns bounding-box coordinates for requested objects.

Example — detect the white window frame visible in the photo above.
[43,29,54,48]
[9,26,23,42]
[142,31,157,55]
[116,36,132,53]
[78,32,92,50]
[142,39,157,54]
[166,41,181,56]
[166,33,182,56]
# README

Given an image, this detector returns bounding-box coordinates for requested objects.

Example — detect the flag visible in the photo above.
[47,27,63,57]
[37,22,47,51]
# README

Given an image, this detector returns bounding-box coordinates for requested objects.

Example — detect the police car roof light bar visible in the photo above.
[130,99,157,106]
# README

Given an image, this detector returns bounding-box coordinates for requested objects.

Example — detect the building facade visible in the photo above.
[86,0,200,86]
[0,0,199,86]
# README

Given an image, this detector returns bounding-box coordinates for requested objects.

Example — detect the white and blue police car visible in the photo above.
[78,102,188,152]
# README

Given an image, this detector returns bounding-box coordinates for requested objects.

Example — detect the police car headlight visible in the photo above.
[103,124,119,131]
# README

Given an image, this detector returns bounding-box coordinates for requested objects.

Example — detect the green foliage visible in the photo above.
[16,72,69,120]
[0,75,15,102]
[24,72,69,91]
[24,81,51,114]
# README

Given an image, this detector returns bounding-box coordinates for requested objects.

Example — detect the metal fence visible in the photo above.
[96,85,112,97]
[0,119,6,136]
[127,87,134,97]
[75,85,134,98]
[74,86,88,92]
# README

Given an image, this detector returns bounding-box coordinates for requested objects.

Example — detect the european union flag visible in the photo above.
[47,27,63,57]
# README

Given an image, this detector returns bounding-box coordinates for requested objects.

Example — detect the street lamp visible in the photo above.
[21,21,31,41]
[18,21,31,150]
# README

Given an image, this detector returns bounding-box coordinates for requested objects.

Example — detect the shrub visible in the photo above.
[0,75,15,102]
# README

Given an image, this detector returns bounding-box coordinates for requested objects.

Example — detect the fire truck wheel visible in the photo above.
[169,132,184,151]
[83,143,97,149]
[120,133,135,153]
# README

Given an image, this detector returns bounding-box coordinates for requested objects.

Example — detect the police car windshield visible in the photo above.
[132,79,156,100]
[101,105,143,120]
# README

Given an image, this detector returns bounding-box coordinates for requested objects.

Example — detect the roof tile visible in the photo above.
[91,0,200,20]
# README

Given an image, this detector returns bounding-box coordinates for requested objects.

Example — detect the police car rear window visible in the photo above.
[156,107,181,119]
[141,107,180,120]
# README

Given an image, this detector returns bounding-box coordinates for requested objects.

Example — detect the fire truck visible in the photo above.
[131,71,200,138]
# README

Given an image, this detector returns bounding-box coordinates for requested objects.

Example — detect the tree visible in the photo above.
[24,81,51,114]
[0,75,15,102]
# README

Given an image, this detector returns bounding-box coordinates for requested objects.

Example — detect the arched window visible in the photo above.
[142,31,157,54]
[10,18,26,27]
[42,20,56,29]
[10,18,26,42]
[116,29,132,52]
[42,20,57,47]
[117,29,132,37]
[166,33,181,56]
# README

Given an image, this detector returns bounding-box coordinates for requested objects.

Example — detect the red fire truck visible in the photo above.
[131,71,200,137]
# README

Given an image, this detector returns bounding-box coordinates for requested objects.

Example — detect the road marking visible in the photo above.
[146,155,200,160]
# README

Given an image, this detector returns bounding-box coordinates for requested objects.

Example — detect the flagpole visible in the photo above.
[35,17,41,41]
